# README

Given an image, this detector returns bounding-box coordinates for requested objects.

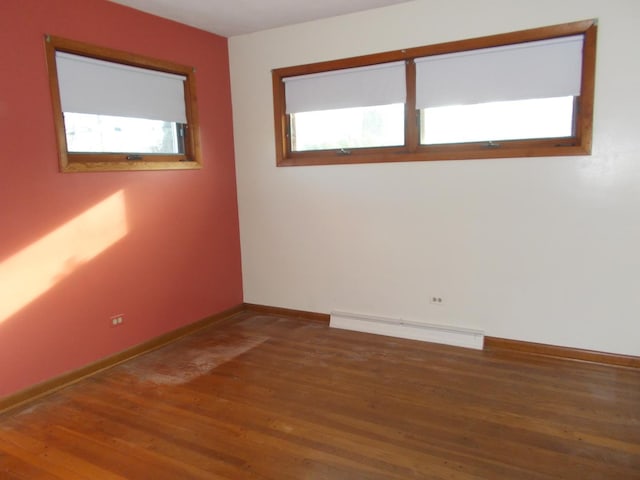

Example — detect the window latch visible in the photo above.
[126,155,143,161]
[485,141,501,149]
[339,148,352,155]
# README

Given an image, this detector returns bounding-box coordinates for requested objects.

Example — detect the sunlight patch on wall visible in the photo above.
[0,191,128,323]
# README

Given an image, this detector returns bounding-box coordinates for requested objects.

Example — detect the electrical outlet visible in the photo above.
[110,314,124,327]
[430,296,444,305]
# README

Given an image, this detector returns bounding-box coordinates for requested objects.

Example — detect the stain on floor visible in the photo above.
[119,333,269,386]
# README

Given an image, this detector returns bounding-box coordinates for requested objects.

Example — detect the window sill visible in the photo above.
[277,142,591,167]
[61,160,202,173]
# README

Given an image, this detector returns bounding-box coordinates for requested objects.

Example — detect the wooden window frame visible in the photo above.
[272,19,597,167]
[45,35,202,173]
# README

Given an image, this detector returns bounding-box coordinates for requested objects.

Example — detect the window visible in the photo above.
[45,36,201,172]
[284,62,406,152]
[272,19,596,166]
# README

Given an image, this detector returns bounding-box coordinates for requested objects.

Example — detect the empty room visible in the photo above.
[1,0,639,478]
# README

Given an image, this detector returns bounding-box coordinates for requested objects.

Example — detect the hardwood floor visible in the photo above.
[1,311,639,479]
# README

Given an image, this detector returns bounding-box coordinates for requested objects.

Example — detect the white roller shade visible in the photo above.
[56,52,187,123]
[284,61,406,113]
[415,35,584,109]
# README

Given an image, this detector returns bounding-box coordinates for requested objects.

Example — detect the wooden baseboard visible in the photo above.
[485,336,640,368]
[243,303,330,323]
[0,304,245,415]
[244,305,640,368]
[4,304,637,415]
[244,304,639,368]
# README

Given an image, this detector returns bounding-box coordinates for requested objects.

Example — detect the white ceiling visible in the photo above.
[109,0,411,37]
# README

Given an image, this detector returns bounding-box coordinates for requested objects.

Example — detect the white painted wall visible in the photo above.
[229,0,640,356]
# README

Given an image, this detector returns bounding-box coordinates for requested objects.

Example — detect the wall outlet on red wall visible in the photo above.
[110,314,124,327]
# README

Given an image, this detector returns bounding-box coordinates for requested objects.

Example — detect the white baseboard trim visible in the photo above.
[330,311,484,350]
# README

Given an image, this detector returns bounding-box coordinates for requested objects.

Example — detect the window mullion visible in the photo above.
[404,59,418,152]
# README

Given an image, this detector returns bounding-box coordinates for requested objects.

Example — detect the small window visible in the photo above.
[45,36,201,172]
[284,62,406,152]
[272,20,597,166]
[415,35,583,147]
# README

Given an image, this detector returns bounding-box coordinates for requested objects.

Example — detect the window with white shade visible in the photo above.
[415,35,584,146]
[283,62,406,152]
[45,36,201,172]
[272,19,596,166]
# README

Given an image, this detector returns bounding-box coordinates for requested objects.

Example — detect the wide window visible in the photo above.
[272,20,597,166]
[45,36,201,172]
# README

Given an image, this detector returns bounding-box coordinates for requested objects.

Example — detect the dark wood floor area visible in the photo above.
[1,311,639,479]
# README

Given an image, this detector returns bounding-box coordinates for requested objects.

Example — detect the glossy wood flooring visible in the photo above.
[1,311,639,479]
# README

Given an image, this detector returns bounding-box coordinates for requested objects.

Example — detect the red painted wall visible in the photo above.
[0,0,243,397]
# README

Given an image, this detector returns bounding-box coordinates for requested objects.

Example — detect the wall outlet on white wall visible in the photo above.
[430,296,444,305]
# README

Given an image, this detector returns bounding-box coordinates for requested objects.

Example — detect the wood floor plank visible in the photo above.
[179,348,636,478]
[0,430,123,480]
[1,311,639,479]
[0,449,61,480]
[69,386,414,480]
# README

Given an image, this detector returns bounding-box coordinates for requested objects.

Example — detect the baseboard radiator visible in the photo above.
[330,311,484,350]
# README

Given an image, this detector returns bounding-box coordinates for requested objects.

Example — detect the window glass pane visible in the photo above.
[420,96,575,145]
[64,113,183,154]
[291,103,404,152]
